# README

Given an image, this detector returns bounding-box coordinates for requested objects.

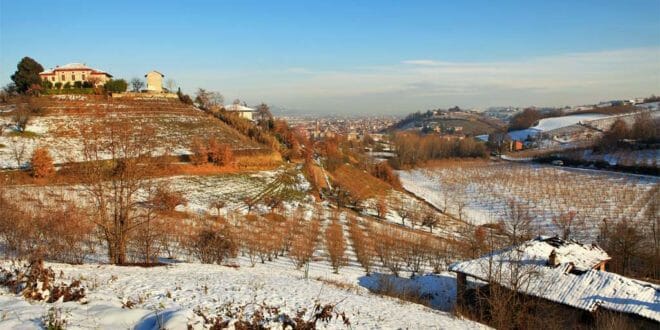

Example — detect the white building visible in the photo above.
[144,70,164,93]
[224,104,255,120]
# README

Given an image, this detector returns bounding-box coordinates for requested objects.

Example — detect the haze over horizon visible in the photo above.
[1,0,659,115]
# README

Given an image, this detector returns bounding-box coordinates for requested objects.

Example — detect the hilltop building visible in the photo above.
[39,63,112,86]
[145,70,164,93]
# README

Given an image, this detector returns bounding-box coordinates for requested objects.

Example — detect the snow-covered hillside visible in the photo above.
[0,97,265,169]
[0,258,485,329]
[398,162,658,239]
[507,113,609,141]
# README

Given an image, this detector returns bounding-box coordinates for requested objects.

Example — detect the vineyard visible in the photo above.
[399,162,659,240]
[0,96,267,169]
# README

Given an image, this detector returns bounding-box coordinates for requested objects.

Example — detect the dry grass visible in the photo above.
[331,164,392,200]
[315,277,361,293]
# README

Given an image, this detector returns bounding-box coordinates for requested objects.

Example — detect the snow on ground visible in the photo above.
[360,190,469,240]
[0,110,263,169]
[0,258,484,329]
[0,164,490,328]
[578,149,660,167]
[532,114,609,131]
[506,114,609,141]
[398,162,658,240]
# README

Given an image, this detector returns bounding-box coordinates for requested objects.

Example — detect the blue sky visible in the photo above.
[1,0,659,114]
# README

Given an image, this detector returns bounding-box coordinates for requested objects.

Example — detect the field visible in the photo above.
[0,166,487,329]
[399,161,658,240]
[0,96,267,169]
[0,257,484,329]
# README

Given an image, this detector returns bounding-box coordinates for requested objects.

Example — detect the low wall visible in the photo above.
[111,92,178,99]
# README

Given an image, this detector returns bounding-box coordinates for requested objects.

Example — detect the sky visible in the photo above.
[1,0,659,115]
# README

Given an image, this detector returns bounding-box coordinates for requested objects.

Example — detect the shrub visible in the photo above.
[189,137,208,165]
[289,216,321,274]
[148,186,186,212]
[0,259,86,303]
[38,203,94,264]
[30,147,55,178]
[207,137,235,166]
[103,79,128,93]
[347,216,375,274]
[325,214,347,273]
[41,80,53,89]
[370,162,401,188]
[0,194,34,258]
[509,108,544,131]
[372,227,405,276]
[189,219,237,264]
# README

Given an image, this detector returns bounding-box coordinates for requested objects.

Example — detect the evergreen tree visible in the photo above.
[11,57,44,94]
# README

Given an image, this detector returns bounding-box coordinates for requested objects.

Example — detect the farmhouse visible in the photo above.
[39,63,112,86]
[450,236,660,327]
[224,103,255,121]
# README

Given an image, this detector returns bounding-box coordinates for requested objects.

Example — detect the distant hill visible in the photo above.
[389,109,506,136]
[0,95,271,169]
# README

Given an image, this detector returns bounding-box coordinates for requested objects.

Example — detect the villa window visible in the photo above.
[51,77,55,81]
[72,74,76,81]
[61,75,65,81]
[82,74,86,80]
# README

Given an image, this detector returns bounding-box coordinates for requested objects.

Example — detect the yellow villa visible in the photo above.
[39,63,112,86]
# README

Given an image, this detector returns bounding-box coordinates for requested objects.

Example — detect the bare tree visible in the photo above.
[210,200,226,217]
[165,78,176,93]
[243,196,257,214]
[12,102,32,132]
[421,210,440,233]
[376,196,388,219]
[393,197,413,226]
[456,197,467,222]
[194,89,224,110]
[551,210,585,240]
[256,103,273,129]
[501,199,533,245]
[130,78,144,93]
[77,120,158,264]
[9,137,28,168]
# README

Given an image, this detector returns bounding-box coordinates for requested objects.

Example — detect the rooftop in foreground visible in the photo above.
[450,236,659,323]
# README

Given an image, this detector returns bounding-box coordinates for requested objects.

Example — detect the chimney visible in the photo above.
[547,249,559,267]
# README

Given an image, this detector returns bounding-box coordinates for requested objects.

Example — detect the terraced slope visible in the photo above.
[0,95,269,168]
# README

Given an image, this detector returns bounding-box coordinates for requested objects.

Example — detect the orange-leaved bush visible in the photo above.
[30,147,55,178]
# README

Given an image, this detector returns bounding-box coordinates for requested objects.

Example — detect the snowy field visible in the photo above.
[1,168,310,217]
[507,113,609,141]
[0,258,485,329]
[399,162,658,240]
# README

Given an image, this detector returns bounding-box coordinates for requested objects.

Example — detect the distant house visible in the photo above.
[223,104,255,121]
[512,140,523,151]
[145,70,164,93]
[450,236,659,327]
[39,63,112,86]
